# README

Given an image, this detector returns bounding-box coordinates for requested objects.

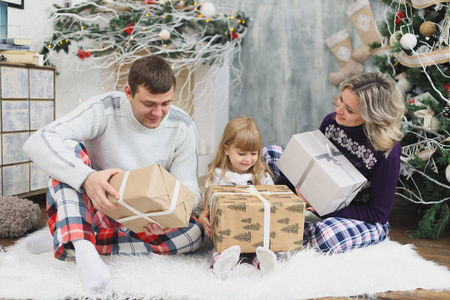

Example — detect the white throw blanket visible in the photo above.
[1,228,449,300]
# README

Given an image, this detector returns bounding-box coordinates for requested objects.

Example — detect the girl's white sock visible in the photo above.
[73,239,111,291]
[24,231,54,254]
[213,245,241,280]
[256,246,278,275]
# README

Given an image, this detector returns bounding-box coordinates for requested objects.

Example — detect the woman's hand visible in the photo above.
[295,187,316,213]
[199,210,211,237]
[143,223,172,235]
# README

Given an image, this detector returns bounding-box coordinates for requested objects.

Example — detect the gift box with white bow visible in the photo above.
[102,164,195,233]
[207,185,305,253]
[276,130,367,216]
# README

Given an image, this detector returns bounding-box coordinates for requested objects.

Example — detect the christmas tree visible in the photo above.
[371,0,450,239]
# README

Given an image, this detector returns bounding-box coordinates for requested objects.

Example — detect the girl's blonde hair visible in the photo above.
[207,116,273,185]
[339,72,405,157]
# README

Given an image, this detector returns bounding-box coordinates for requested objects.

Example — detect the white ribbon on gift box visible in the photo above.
[115,170,181,229]
[296,132,359,213]
[210,186,295,249]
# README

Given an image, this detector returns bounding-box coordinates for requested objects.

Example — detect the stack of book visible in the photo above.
[0,38,39,65]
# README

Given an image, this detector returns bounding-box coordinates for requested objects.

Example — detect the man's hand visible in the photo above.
[143,223,172,235]
[82,168,123,211]
[295,187,316,213]
[199,210,211,237]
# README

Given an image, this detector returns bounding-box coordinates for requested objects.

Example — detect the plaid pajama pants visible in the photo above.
[47,140,204,261]
[262,145,390,254]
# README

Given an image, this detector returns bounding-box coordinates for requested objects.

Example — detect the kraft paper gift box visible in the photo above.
[276,130,367,216]
[103,164,195,233]
[208,185,305,254]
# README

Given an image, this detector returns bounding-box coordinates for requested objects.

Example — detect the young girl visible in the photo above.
[199,116,277,279]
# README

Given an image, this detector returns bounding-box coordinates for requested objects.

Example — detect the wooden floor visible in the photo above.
[0,195,449,299]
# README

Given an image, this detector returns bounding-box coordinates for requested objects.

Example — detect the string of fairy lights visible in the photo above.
[42,0,248,116]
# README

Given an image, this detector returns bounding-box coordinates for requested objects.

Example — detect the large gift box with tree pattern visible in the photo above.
[103,164,196,233]
[207,185,305,253]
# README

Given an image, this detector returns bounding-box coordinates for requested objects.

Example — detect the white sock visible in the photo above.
[213,245,241,280]
[73,239,112,291]
[256,246,277,275]
[24,231,54,254]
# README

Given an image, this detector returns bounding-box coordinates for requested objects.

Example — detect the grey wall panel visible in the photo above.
[224,0,384,147]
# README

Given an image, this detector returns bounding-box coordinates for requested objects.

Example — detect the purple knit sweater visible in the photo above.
[277,112,401,224]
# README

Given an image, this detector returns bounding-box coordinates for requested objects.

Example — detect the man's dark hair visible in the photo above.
[128,55,176,96]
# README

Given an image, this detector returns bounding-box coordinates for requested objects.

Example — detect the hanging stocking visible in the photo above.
[347,0,381,62]
[325,29,364,86]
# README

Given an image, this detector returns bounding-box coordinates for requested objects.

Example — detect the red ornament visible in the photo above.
[228,32,238,39]
[78,49,91,59]
[445,83,450,93]
[78,49,85,59]
[123,22,134,35]
[143,0,156,4]
[395,11,405,24]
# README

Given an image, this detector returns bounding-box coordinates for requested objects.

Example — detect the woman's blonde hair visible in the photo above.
[339,72,405,157]
[207,116,273,185]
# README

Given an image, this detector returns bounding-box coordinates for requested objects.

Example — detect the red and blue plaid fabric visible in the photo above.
[303,217,390,254]
[46,140,204,261]
[262,145,284,180]
[262,144,390,254]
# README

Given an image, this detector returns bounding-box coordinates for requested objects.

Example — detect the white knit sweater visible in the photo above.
[23,91,201,209]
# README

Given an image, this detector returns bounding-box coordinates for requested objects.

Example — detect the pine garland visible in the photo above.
[409,202,450,239]
[41,0,249,70]
[40,0,249,118]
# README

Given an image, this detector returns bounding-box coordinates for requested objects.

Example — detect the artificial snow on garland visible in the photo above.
[42,0,249,116]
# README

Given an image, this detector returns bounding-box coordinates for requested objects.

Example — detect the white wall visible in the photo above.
[221,0,384,147]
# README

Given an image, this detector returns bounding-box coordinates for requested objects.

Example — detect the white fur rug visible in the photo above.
[1,228,450,300]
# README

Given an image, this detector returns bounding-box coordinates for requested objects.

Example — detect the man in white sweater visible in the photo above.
[23,55,204,291]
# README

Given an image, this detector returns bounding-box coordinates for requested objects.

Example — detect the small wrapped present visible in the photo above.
[102,164,195,233]
[276,130,367,216]
[208,185,305,253]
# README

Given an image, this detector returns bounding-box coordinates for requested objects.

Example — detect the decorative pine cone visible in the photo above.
[443,102,450,119]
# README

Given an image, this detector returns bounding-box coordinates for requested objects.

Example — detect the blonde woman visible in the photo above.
[199,116,276,279]
[272,72,405,254]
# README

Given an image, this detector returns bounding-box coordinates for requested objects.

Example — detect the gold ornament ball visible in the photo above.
[419,21,437,37]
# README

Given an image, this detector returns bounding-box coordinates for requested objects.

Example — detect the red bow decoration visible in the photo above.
[123,22,134,35]
[395,11,405,24]
[78,49,91,59]
[445,83,450,92]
